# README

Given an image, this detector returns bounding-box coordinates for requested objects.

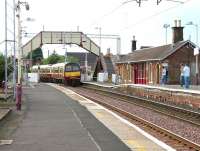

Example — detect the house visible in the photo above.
[116,20,200,85]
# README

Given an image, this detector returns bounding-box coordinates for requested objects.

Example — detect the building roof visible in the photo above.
[116,40,196,64]
[103,56,115,74]
[67,52,98,71]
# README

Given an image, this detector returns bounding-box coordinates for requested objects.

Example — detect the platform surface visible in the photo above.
[51,83,175,151]
[0,84,132,151]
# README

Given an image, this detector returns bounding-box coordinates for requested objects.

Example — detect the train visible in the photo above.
[32,62,81,86]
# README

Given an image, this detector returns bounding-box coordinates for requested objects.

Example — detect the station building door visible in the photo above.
[134,63,147,84]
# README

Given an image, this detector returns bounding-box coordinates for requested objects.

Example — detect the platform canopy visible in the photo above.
[22,31,100,57]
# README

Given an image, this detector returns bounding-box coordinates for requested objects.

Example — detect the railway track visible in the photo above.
[82,84,200,127]
[65,85,200,151]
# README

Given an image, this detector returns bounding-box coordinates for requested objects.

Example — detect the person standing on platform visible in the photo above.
[180,63,184,87]
[161,66,167,85]
[183,64,190,89]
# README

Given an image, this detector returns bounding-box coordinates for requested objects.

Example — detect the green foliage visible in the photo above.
[67,56,79,63]
[0,54,14,82]
[0,53,5,82]
[47,52,60,64]
[57,55,65,63]
[41,52,61,65]
[26,47,43,64]
[41,58,49,65]
[41,52,79,65]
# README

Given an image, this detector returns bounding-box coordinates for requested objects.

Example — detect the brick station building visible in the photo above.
[116,20,200,85]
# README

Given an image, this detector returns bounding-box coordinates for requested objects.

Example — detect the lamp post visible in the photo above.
[16,0,29,84]
[163,24,170,44]
[186,21,198,45]
[186,21,199,85]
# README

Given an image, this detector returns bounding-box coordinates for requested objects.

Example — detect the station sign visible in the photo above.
[194,47,199,56]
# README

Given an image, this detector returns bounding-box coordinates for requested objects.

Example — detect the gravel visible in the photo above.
[71,87,200,145]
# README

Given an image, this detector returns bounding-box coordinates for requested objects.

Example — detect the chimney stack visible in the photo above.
[172,20,184,43]
[106,48,111,56]
[131,36,137,52]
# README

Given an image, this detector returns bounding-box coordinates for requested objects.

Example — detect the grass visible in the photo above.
[0,88,14,108]
[0,88,26,139]
[0,102,15,108]
[0,91,15,108]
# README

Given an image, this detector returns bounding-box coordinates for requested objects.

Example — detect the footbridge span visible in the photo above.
[22,31,100,57]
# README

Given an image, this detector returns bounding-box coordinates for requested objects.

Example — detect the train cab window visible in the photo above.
[65,66,72,72]
[72,65,80,71]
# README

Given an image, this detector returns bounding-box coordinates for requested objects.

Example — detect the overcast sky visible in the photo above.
[0,0,199,57]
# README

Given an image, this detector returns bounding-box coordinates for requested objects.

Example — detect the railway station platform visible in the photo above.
[83,81,200,93]
[83,81,200,109]
[0,83,175,151]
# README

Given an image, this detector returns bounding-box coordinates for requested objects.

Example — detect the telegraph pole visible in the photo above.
[16,1,29,84]
[13,0,16,99]
[4,0,8,99]
[16,1,22,84]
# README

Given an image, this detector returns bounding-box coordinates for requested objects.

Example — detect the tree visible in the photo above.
[66,56,79,63]
[46,52,60,64]
[41,55,79,65]
[41,58,49,65]
[26,47,43,65]
[0,54,14,84]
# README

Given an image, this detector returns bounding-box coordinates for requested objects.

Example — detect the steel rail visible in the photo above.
[82,85,200,126]
[75,88,200,151]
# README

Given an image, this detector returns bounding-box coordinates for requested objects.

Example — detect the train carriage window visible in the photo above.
[60,67,63,71]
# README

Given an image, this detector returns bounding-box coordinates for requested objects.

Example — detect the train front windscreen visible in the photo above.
[65,63,80,72]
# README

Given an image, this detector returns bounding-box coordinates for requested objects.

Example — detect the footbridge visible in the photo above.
[22,31,100,57]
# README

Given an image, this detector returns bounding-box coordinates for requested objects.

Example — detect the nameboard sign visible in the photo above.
[194,47,199,56]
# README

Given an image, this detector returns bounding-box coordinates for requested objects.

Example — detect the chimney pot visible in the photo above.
[131,35,137,52]
[107,48,111,55]
[178,20,181,27]
[174,20,177,27]
[172,20,184,43]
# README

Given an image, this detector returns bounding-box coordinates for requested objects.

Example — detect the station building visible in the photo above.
[115,20,200,85]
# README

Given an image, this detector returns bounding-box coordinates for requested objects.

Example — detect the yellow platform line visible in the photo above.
[124,139,147,151]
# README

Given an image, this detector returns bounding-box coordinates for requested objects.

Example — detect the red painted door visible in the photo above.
[134,64,138,84]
